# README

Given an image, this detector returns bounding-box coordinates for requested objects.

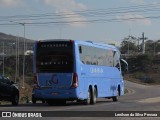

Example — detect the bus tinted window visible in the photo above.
[79,45,120,67]
[36,41,73,73]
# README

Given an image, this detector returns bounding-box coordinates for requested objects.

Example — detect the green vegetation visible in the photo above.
[120,35,160,85]
[124,89,129,95]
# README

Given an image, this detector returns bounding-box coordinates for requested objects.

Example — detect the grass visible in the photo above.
[124,73,160,85]
[124,89,129,95]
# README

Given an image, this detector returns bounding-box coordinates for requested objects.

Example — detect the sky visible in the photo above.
[0,0,160,46]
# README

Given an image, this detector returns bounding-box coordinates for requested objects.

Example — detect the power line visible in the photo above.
[0,7,160,22]
[0,3,160,18]
[0,2,160,26]
[0,2,160,20]
[1,15,160,26]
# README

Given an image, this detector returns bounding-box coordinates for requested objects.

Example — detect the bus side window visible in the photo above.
[113,51,120,70]
[79,46,82,54]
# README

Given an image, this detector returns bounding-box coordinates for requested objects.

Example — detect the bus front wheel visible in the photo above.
[112,89,120,102]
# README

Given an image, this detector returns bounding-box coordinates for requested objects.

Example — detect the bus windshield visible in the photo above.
[36,41,74,73]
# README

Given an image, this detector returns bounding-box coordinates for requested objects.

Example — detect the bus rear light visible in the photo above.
[71,73,78,88]
[33,74,40,89]
[38,40,41,44]
[69,40,74,43]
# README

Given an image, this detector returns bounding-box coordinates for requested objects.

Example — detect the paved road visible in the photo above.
[0,80,160,120]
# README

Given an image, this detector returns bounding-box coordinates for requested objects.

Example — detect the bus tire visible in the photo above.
[42,100,45,103]
[47,100,54,106]
[112,89,119,102]
[91,88,97,104]
[57,100,66,105]
[32,96,36,104]
[84,89,91,105]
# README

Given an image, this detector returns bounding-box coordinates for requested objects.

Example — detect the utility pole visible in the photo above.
[127,36,130,55]
[15,36,18,83]
[17,35,20,77]
[2,42,4,76]
[140,32,147,54]
[154,41,156,56]
[10,21,26,88]
[20,23,26,89]
[137,38,140,51]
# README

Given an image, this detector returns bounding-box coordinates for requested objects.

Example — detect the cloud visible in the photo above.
[130,0,145,4]
[43,0,87,11]
[117,14,151,25]
[40,0,87,27]
[0,0,23,7]
[60,10,88,27]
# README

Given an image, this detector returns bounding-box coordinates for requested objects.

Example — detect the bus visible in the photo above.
[32,39,128,105]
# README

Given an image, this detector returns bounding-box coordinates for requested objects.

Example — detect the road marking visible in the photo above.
[138,97,160,103]
[125,88,135,95]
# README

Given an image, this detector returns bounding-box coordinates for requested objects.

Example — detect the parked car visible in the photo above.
[0,75,19,105]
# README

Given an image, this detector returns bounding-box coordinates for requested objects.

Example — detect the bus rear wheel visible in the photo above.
[47,100,54,106]
[32,95,37,104]
[91,88,97,104]
[57,100,66,105]
[84,89,91,105]
[47,100,66,106]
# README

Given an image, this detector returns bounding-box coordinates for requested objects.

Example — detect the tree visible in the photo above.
[145,40,160,55]
[145,40,154,54]
[120,35,138,54]
[155,40,160,54]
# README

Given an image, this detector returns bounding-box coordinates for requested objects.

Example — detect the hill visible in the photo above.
[0,32,35,103]
[0,32,34,42]
[0,32,34,56]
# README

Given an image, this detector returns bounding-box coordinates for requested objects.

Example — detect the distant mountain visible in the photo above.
[0,32,34,56]
[0,32,34,43]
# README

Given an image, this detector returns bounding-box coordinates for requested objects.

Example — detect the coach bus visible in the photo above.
[32,39,128,105]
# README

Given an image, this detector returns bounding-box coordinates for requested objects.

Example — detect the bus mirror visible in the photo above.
[121,59,128,75]
[79,46,82,54]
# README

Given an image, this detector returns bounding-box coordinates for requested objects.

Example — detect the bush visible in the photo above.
[133,72,155,84]
[137,54,153,67]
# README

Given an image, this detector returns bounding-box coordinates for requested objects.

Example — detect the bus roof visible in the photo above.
[38,39,118,51]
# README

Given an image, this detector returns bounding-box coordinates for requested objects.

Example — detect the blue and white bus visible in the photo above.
[32,39,128,105]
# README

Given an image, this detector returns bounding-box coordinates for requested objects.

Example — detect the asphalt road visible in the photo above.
[0,80,160,120]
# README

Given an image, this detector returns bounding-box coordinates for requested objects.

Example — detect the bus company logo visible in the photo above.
[90,68,104,74]
[2,112,11,117]
[51,74,58,84]
[47,74,58,86]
